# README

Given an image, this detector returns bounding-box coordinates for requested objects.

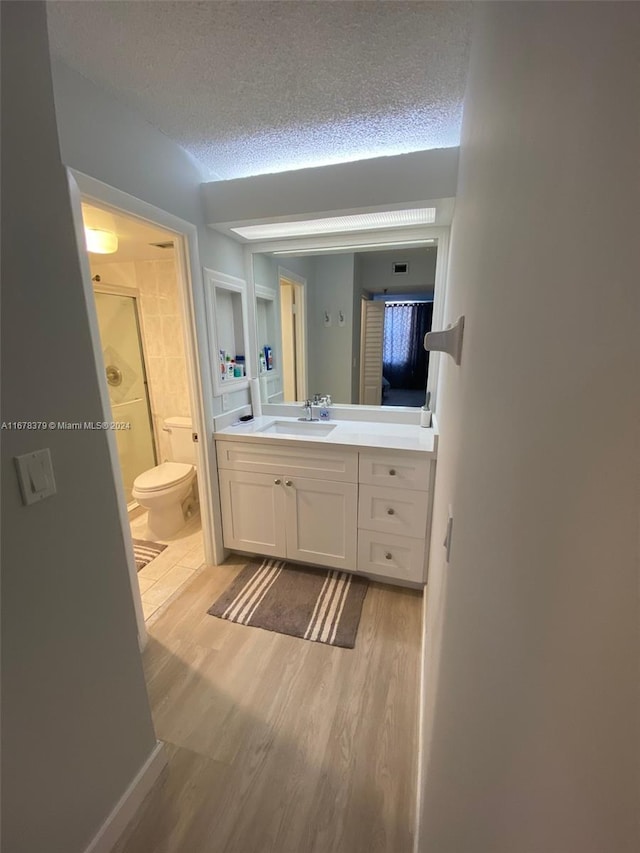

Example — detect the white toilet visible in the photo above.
[132,416,198,539]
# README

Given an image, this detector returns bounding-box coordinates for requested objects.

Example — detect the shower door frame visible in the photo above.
[92,281,159,508]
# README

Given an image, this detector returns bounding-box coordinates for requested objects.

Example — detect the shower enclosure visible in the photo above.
[93,286,157,504]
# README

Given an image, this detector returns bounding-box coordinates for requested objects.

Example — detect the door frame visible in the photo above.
[66,168,221,648]
[278,268,307,401]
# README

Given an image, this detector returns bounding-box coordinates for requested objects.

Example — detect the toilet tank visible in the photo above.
[164,417,196,464]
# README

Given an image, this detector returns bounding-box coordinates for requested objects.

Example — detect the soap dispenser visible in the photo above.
[319,395,332,420]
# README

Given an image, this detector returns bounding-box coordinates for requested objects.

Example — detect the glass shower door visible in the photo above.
[94,291,157,503]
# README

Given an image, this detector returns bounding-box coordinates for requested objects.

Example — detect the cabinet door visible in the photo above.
[218,469,286,558]
[284,477,358,570]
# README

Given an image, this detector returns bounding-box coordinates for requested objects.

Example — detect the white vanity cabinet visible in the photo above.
[216,442,358,570]
[216,435,435,585]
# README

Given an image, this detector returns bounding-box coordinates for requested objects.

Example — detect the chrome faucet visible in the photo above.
[298,399,319,422]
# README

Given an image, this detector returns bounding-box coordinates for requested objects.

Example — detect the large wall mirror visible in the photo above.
[251,242,439,409]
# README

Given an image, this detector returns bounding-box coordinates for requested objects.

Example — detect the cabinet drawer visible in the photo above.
[357,530,426,583]
[358,451,430,491]
[358,484,429,537]
[216,440,358,482]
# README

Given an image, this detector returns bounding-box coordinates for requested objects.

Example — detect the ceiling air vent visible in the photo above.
[392,262,409,275]
[149,240,174,249]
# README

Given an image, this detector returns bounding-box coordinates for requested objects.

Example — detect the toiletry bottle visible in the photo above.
[319,395,331,420]
[264,345,273,370]
[259,350,266,373]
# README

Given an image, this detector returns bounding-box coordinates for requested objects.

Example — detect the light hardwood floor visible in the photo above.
[114,556,424,853]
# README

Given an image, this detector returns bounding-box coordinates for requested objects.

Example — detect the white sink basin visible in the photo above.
[258,419,337,437]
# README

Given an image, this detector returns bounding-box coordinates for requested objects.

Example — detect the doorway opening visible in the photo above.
[380,298,434,407]
[81,201,206,625]
[279,270,307,401]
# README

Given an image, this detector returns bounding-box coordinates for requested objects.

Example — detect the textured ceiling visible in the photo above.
[47,0,472,180]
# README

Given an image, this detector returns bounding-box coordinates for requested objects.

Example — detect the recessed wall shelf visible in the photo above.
[204,268,251,396]
[255,283,280,380]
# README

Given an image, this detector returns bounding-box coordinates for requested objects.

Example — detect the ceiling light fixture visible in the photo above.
[84,227,118,254]
[231,208,436,241]
[272,238,435,256]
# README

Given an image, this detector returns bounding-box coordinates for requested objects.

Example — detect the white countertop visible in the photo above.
[214,415,437,455]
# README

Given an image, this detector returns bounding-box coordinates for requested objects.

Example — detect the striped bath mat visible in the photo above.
[132,538,167,572]
[208,559,369,648]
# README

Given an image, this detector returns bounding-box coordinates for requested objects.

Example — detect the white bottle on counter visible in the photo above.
[420,406,432,428]
[319,395,331,420]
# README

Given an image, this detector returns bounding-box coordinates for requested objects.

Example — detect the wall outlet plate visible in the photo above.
[222,393,230,409]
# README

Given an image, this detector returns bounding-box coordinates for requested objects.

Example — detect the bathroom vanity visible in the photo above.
[214,416,436,586]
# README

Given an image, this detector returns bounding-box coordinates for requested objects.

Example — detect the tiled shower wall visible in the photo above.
[90,258,192,462]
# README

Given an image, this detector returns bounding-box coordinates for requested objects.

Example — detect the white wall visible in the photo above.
[49,53,248,416]
[419,4,640,852]
[307,254,356,404]
[202,148,459,226]
[357,246,436,293]
[1,4,157,851]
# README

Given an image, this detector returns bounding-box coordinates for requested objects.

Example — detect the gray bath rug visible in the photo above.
[133,538,167,572]
[208,559,369,649]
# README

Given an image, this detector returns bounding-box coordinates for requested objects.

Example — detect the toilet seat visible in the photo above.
[133,461,194,493]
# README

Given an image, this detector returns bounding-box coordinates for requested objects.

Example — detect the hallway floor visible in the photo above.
[131,513,204,622]
[113,558,424,853]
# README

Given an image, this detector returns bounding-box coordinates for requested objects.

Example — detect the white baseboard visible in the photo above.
[84,741,167,853]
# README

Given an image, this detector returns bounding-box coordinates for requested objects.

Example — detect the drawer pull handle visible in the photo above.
[274,479,282,485]
[385,552,393,560]
[389,469,396,476]
[387,508,395,515]
[285,480,293,487]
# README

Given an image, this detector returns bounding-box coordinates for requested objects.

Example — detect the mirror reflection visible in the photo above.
[252,245,437,408]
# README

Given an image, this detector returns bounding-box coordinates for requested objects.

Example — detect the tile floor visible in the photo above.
[130,512,205,623]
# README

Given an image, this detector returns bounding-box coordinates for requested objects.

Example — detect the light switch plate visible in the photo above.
[443,510,454,563]
[15,448,57,505]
